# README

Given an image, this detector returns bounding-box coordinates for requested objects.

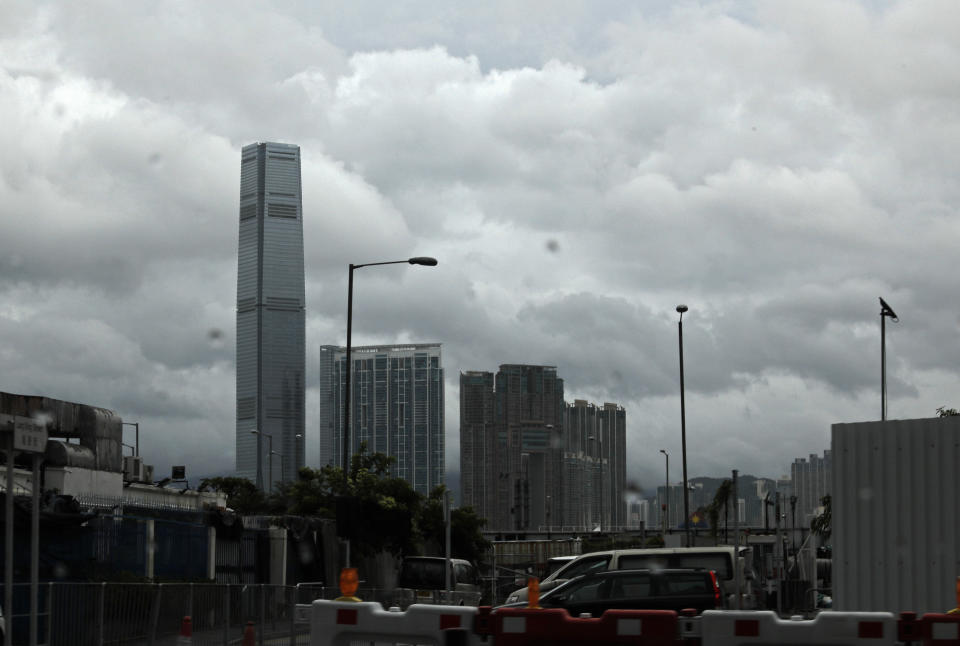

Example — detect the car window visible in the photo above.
[559,555,611,579]
[399,559,445,588]
[564,579,606,603]
[675,554,731,579]
[609,573,652,599]
[455,563,477,585]
[544,558,574,578]
[660,573,710,596]
[617,555,668,571]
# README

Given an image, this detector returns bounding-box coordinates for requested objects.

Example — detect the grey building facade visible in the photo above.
[459,365,627,534]
[790,450,832,526]
[319,343,444,496]
[236,142,306,489]
[563,400,627,531]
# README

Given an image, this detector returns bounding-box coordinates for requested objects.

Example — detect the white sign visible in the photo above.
[14,416,48,453]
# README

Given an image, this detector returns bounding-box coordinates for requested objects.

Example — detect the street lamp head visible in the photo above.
[408,256,438,266]
[660,449,668,456]
[676,304,688,314]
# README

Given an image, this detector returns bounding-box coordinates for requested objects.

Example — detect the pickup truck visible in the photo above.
[498,568,722,617]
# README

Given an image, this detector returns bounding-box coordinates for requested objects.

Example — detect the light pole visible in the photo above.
[676,304,691,547]
[879,297,898,421]
[343,256,437,486]
[250,430,272,493]
[271,451,285,489]
[659,449,669,541]
[122,422,139,456]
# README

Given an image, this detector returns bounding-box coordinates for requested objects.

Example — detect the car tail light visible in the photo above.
[709,571,721,608]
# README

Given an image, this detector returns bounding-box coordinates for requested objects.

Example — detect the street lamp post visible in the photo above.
[659,449,669,541]
[250,430,273,493]
[271,451,285,489]
[676,304,691,547]
[122,422,139,457]
[342,257,437,486]
[879,297,898,421]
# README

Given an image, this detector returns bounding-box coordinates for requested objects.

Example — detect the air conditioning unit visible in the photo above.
[143,464,154,484]
[123,456,144,482]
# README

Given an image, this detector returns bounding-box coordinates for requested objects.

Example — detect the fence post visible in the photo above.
[222,584,230,646]
[288,586,295,646]
[188,583,194,627]
[259,584,265,646]
[97,582,105,646]
[44,582,52,646]
[147,583,162,646]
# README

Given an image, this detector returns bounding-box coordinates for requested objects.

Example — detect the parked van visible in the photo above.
[393,556,482,608]
[504,546,756,608]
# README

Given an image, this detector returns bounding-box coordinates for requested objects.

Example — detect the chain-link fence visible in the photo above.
[12,582,357,646]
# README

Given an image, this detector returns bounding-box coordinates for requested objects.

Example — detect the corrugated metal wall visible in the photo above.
[833,416,960,614]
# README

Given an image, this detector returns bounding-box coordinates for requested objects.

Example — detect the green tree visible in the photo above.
[936,406,960,417]
[417,486,491,564]
[811,494,831,541]
[199,476,267,514]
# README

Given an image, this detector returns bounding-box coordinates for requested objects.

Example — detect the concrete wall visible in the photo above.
[45,465,122,497]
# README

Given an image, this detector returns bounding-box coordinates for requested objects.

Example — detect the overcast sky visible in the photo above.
[2,1,958,497]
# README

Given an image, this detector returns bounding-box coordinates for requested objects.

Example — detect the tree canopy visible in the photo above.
[202,444,489,562]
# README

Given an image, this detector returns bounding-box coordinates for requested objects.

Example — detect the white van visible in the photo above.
[504,546,756,608]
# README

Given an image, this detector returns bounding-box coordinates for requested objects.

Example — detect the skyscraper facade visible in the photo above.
[791,450,832,525]
[563,400,627,531]
[460,365,628,533]
[319,343,444,495]
[236,142,306,489]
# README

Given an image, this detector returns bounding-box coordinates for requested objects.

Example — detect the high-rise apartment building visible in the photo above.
[791,450,832,525]
[318,343,444,495]
[459,366,627,533]
[460,371,495,520]
[236,142,305,489]
[562,400,627,531]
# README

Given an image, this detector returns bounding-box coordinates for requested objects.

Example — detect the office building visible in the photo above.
[236,142,306,489]
[319,343,444,495]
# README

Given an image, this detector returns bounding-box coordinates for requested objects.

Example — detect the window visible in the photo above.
[609,573,652,599]
[557,555,610,579]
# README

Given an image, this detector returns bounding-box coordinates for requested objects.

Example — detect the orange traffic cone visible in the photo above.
[241,621,255,646]
[176,616,192,645]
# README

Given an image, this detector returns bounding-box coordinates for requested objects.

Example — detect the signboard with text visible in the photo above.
[0,414,49,453]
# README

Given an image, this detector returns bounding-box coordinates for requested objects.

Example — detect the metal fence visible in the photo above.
[10,582,377,646]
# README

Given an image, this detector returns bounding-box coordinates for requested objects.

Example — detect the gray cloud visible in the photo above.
[1,0,957,488]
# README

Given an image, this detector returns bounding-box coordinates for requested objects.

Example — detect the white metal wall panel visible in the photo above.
[833,417,960,614]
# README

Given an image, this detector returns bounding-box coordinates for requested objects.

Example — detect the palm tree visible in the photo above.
[708,479,733,544]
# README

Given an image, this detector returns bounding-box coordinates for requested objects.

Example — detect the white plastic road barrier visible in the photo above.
[309,600,483,646]
[700,610,899,646]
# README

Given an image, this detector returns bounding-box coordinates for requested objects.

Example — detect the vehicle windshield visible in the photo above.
[552,555,611,580]
[398,559,446,589]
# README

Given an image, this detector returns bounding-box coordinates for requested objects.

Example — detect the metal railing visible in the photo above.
[12,582,346,646]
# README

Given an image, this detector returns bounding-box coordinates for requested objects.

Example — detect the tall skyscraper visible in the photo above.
[318,343,444,495]
[236,142,305,489]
